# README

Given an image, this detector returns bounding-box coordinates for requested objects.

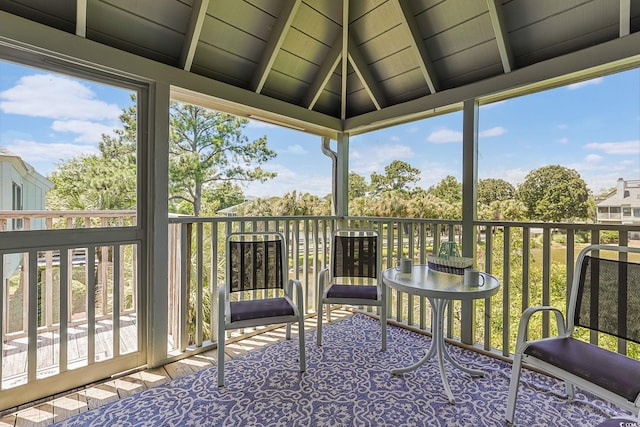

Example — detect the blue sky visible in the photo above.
[1,59,639,199]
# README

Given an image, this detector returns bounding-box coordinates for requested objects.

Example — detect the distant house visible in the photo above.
[596,178,640,225]
[1,147,53,278]
[217,196,257,217]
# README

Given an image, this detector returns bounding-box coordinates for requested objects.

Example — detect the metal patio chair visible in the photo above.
[506,244,640,423]
[217,232,306,387]
[316,228,386,350]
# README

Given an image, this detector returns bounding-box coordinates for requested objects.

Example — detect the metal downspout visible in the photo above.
[321,136,338,215]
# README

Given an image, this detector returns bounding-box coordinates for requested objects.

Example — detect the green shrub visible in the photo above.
[553,234,567,245]
[599,231,619,244]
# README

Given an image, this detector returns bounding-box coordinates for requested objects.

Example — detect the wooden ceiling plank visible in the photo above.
[394,0,439,93]
[179,0,210,71]
[487,0,514,73]
[250,0,302,93]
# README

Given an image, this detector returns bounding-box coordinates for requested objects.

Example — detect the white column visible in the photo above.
[335,132,350,217]
[461,98,479,345]
[145,81,170,367]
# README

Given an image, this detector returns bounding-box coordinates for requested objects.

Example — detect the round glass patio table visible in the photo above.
[382,264,500,404]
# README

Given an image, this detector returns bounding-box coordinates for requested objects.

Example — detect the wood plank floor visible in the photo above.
[0,310,352,427]
[2,315,140,388]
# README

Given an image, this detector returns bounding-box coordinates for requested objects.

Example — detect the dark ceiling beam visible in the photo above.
[341,0,349,120]
[487,0,514,73]
[250,0,301,93]
[179,0,209,71]
[304,34,342,109]
[347,34,386,109]
[393,0,439,93]
[76,0,86,37]
[620,0,631,36]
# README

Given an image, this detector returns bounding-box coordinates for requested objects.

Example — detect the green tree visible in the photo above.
[407,191,451,219]
[371,190,410,217]
[348,171,369,200]
[478,199,527,221]
[169,102,276,216]
[49,99,273,217]
[172,182,245,216]
[350,196,377,217]
[369,160,420,195]
[427,175,462,204]
[241,191,331,216]
[241,197,276,216]
[517,165,591,222]
[48,102,137,211]
[477,178,516,205]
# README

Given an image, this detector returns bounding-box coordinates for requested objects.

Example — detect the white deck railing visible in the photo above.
[0,211,637,403]
[168,215,640,359]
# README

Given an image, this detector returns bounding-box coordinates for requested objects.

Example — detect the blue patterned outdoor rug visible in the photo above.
[54,314,629,426]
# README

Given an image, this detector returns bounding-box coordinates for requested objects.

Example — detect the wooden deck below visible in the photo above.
[2,315,139,389]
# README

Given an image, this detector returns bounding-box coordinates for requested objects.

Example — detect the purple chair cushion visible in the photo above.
[230,297,294,322]
[326,284,378,300]
[525,337,640,402]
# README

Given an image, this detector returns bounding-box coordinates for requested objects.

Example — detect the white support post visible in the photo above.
[461,99,479,345]
[335,132,349,218]
[146,81,170,367]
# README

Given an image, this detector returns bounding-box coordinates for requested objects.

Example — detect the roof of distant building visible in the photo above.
[217,197,258,215]
[597,179,640,208]
[0,146,54,188]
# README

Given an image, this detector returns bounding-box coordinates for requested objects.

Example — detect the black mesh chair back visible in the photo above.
[228,239,284,293]
[317,229,386,350]
[332,235,378,280]
[574,254,640,344]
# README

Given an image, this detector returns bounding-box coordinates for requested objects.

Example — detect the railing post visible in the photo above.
[178,222,191,351]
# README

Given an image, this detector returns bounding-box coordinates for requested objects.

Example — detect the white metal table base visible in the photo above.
[391,298,483,404]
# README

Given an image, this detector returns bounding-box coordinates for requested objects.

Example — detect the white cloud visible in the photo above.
[390,135,400,142]
[0,74,121,120]
[427,126,505,143]
[283,144,307,155]
[556,124,569,130]
[247,119,276,128]
[479,126,507,138]
[372,144,414,159]
[350,144,415,175]
[427,128,462,143]
[584,140,640,154]
[416,163,455,188]
[480,100,507,109]
[557,137,569,144]
[5,139,99,164]
[585,154,603,163]
[51,120,119,143]
[567,77,603,90]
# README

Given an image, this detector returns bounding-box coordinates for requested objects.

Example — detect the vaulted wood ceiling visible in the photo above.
[1,0,639,136]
